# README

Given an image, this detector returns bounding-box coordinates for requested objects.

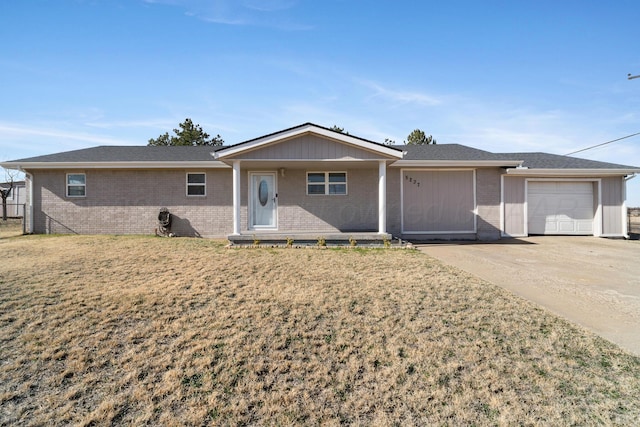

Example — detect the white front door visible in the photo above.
[250,172,277,229]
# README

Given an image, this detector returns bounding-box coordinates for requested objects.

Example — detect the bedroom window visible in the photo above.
[307,172,347,195]
[187,172,206,196]
[67,173,86,197]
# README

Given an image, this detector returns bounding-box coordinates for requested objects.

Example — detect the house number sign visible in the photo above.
[405,174,421,187]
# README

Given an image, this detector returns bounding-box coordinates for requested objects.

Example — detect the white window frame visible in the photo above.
[66,173,86,198]
[186,172,207,197]
[306,171,347,195]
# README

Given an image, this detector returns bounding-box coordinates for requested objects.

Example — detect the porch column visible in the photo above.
[378,160,387,234]
[232,160,241,235]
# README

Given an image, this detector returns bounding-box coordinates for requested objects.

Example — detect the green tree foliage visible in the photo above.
[405,129,436,145]
[329,125,349,135]
[148,118,224,146]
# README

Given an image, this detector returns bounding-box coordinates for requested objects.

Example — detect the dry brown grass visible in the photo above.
[1,235,639,426]
[0,219,23,239]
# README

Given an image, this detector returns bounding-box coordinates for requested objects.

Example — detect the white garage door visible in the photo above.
[528,181,594,235]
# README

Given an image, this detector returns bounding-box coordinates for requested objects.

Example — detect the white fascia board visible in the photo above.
[505,168,640,176]
[216,124,403,159]
[392,160,522,167]
[3,161,230,170]
[0,162,21,170]
[218,158,389,162]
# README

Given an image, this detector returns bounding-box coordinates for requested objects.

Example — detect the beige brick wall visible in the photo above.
[601,176,624,235]
[30,167,380,236]
[28,165,504,240]
[31,169,233,237]
[265,168,378,233]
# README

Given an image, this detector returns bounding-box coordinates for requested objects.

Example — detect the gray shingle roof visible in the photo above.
[10,146,223,163]
[497,152,638,169]
[5,143,638,171]
[395,144,517,161]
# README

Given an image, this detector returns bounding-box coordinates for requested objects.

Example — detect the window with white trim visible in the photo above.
[307,172,347,195]
[186,172,206,196]
[67,173,86,197]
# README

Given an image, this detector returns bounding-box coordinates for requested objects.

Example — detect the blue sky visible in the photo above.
[1,0,639,204]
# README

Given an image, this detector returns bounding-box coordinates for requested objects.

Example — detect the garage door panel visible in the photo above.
[543,220,558,233]
[528,182,594,235]
[558,219,577,233]
[576,221,594,232]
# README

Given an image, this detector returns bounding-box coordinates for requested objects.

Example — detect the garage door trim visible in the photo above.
[524,178,602,237]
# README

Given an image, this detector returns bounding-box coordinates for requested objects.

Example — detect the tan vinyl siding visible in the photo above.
[386,168,402,236]
[30,169,233,237]
[232,135,386,160]
[503,176,526,236]
[601,176,623,235]
[476,168,502,240]
[402,170,475,233]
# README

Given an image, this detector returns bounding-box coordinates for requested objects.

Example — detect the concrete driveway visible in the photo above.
[417,237,640,356]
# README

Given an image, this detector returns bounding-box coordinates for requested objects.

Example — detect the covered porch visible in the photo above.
[213,123,404,241]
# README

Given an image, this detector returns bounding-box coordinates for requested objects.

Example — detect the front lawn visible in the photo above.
[1,235,638,425]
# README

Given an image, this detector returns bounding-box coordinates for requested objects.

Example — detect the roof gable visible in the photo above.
[215,123,403,160]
